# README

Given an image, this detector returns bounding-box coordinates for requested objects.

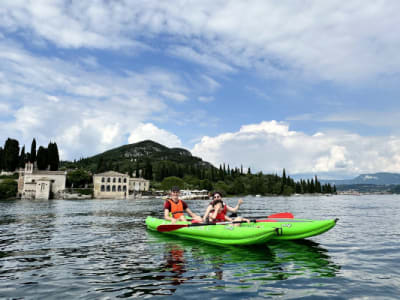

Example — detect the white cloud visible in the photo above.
[128,123,182,148]
[0,42,194,159]
[2,1,400,82]
[192,120,400,178]
[161,90,187,102]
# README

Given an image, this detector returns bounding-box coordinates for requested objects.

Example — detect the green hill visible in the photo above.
[61,140,215,177]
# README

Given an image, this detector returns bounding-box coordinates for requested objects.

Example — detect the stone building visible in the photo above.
[93,171,129,199]
[129,177,150,193]
[18,162,67,200]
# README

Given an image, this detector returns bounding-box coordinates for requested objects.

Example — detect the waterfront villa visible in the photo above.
[18,162,67,200]
[93,171,150,199]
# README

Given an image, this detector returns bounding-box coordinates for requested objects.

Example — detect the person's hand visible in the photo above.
[170,218,176,224]
[238,198,243,205]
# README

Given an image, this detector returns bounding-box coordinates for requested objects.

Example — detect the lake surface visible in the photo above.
[1,195,399,299]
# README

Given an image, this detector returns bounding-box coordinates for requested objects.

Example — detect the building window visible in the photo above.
[118,185,121,191]
[123,178,127,183]
[106,185,110,191]
[107,177,110,183]
[118,178,121,183]
[112,185,116,192]
[101,185,105,191]
[123,186,127,191]
[113,177,116,183]
[102,177,105,182]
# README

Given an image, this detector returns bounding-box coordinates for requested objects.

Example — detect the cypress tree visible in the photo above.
[36,146,48,170]
[30,138,37,163]
[0,147,4,171]
[282,168,287,185]
[19,145,25,168]
[3,138,19,171]
[47,142,60,171]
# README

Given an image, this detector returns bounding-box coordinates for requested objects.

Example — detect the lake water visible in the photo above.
[1,195,399,299]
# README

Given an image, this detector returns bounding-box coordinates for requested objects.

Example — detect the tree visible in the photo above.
[161,176,184,191]
[144,159,153,180]
[47,142,60,171]
[96,157,105,173]
[0,147,4,170]
[19,145,25,168]
[30,138,37,163]
[3,138,19,171]
[67,169,92,188]
[282,168,287,186]
[36,146,48,170]
[0,179,18,199]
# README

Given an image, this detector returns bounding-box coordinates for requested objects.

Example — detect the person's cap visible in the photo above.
[171,186,180,192]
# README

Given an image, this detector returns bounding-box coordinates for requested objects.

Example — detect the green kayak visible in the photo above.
[145,216,277,246]
[241,218,338,240]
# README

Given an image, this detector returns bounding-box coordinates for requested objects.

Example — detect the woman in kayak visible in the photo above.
[164,186,202,224]
[202,192,250,223]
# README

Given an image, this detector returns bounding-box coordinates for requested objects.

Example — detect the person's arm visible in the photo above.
[202,205,213,221]
[224,215,233,222]
[227,198,243,213]
[209,203,222,221]
[164,208,176,223]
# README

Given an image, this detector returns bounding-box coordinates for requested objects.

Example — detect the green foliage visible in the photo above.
[0,179,17,199]
[37,146,48,170]
[161,176,184,191]
[0,147,4,170]
[67,169,92,188]
[19,146,25,168]
[3,138,19,171]
[48,142,60,171]
[213,181,229,196]
[30,138,36,163]
[58,140,336,197]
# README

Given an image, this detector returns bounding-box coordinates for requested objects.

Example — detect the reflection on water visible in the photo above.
[145,230,340,296]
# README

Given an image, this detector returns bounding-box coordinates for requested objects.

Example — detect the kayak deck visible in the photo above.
[145,216,276,246]
[241,218,338,240]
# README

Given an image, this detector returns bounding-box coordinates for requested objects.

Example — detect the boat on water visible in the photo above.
[146,215,338,245]
[145,216,276,246]
[162,189,209,200]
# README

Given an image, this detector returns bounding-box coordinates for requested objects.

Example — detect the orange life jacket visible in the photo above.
[168,199,184,219]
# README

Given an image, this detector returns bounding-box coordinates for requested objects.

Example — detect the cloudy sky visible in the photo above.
[1,0,400,179]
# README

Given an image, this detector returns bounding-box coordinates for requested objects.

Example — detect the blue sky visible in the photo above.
[1,1,400,179]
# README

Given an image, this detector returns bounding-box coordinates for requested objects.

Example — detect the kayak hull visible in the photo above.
[145,216,276,246]
[242,218,338,240]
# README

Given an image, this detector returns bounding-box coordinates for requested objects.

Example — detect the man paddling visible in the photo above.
[164,186,202,224]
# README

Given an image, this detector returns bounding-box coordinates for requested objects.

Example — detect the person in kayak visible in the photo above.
[202,192,250,223]
[164,186,202,224]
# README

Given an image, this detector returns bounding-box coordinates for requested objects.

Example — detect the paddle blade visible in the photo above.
[157,224,188,232]
[268,212,294,219]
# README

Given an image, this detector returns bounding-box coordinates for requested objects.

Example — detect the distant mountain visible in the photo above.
[62,140,215,173]
[321,172,400,186]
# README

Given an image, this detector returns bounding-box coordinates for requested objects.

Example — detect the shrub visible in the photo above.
[0,179,17,199]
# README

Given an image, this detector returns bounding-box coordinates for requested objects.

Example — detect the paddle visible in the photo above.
[157,220,256,232]
[156,212,294,232]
